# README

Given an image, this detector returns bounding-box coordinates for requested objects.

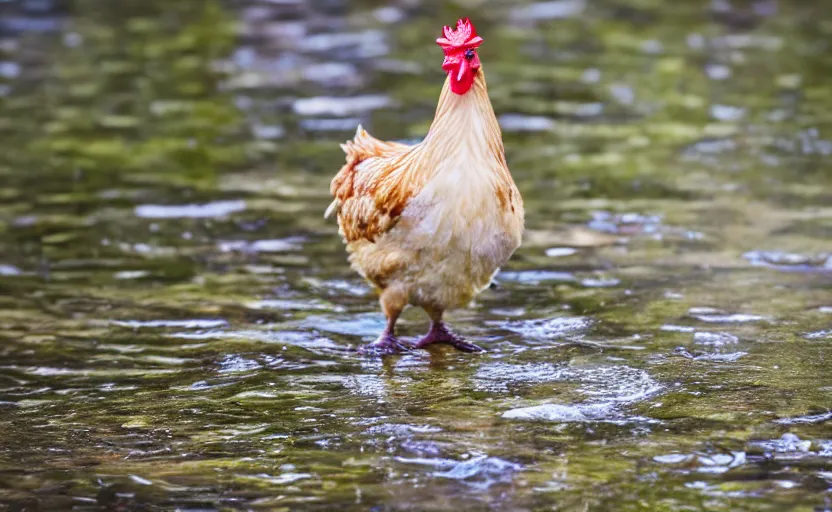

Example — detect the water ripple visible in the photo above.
[475,363,661,402]
[396,455,522,490]
[134,200,246,219]
[111,319,228,329]
[500,316,591,341]
[501,402,655,424]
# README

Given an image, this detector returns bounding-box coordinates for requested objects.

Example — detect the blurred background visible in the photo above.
[0,0,831,510]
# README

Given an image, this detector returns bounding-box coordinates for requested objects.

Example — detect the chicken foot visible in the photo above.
[359,286,411,355]
[414,310,485,353]
[359,328,411,355]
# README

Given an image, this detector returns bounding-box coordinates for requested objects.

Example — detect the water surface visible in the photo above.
[1,0,831,510]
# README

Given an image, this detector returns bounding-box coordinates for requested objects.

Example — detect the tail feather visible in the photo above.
[341,124,394,162]
[324,199,339,219]
[325,124,409,220]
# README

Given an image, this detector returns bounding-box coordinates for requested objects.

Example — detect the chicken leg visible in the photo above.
[413,309,485,353]
[359,286,411,355]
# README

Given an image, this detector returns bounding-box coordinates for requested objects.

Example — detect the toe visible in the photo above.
[451,340,486,353]
[412,338,432,350]
[414,332,486,353]
[359,336,411,356]
[393,339,413,352]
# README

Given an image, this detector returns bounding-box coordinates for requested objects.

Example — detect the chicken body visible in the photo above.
[327,69,524,353]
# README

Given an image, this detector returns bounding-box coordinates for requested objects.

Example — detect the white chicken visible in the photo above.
[326,18,524,354]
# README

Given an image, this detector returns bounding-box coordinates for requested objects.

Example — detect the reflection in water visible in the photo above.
[0,0,831,510]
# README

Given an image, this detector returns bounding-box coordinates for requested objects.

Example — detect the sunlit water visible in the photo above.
[0,0,831,510]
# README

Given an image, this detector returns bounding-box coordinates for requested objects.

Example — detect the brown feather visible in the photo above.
[327,126,429,243]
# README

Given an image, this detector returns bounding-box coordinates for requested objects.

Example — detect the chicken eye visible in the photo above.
[464,49,475,60]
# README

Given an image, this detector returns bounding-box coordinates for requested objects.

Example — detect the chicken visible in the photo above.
[325,18,524,355]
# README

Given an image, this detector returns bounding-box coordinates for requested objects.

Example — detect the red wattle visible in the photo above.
[449,69,476,95]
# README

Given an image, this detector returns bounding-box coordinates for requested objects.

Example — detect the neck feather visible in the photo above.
[422,68,506,166]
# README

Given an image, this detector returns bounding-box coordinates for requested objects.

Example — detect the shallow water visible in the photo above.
[1,0,831,510]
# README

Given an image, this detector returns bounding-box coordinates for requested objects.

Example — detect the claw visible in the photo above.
[358,333,412,356]
[414,323,485,353]
[446,338,486,353]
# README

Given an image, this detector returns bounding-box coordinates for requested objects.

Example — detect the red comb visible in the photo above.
[436,18,483,52]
